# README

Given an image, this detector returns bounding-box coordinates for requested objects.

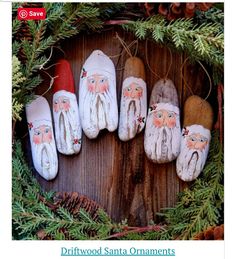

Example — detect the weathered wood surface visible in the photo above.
[21,28,215,226]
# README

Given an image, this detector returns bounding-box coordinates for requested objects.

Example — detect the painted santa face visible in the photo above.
[33,125,52,145]
[53,96,71,112]
[123,83,143,99]
[186,133,208,151]
[144,103,181,163]
[176,125,211,182]
[87,74,109,93]
[118,77,147,141]
[26,96,58,181]
[79,50,118,139]
[153,110,177,129]
[52,91,82,155]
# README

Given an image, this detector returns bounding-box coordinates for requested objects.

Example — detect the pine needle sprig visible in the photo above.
[122,15,224,67]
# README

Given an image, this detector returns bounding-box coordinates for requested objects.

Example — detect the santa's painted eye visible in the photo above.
[157,112,163,118]
[54,100,58,105]
[34,130,41,135]
[45,127,50,134]
[89,78,95,84]
[100,78,106,83]
[63,99,68,103]
[200,137,207,142]
[168,112,174,118]
[191,137,196,142]
[127,87,131,91]
[135,87,140,91]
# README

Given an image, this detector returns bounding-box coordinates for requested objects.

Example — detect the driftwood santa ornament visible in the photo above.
[52,59,82,155]
[79,50,118,139]
[144,79,181,163]
[176,95,213,181]
[118,57,147,141]
[26,96,58,180]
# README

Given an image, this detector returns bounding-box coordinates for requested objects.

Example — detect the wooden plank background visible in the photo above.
[20,27,216,226]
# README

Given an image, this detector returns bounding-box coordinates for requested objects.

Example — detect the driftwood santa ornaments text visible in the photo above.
[176,95,213,181]
[118,57,147,141]
[53,59,82,155]
[79,50,118,139]
[144,79,181,163]
[26,96,58,180]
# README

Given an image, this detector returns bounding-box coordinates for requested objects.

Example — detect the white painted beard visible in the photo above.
[82,89,116,138]
[54,109,81,154]
[176,142,209,181]
[34,142,58,180]
[144,114,181,163]
[119,97,142,140]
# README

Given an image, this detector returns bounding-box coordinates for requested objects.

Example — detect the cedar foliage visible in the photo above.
[122,14,224,68]
[12,55,26,122]
[158,130,224,240]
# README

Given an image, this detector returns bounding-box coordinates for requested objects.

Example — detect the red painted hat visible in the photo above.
[53,59,75,94]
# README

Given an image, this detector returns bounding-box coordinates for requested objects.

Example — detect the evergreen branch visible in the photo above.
[12,19,21,35]
[107,225,165,240]
[122,15,224,67]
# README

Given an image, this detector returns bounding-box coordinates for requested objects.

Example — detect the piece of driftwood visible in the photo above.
[176,95,214,181]
[79,50,118,139]
[144,79,181,163]
[26,96,58,180]
[53,59,82,155]
[21,28,215,226]
[118,57,147,141]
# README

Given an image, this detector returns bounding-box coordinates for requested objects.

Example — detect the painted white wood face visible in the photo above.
[144,103,181,163]
[26,96,58,180]
[53,90,82,155]
[79,50,118,139]
[176,124,211,181]
[118,77,147,141]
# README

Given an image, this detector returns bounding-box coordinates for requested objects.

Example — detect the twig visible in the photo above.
[215,83,224,145]
[107,225,165,239]
[104,20,131,25]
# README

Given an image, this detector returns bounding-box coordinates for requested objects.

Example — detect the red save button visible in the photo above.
[17,8,46,20]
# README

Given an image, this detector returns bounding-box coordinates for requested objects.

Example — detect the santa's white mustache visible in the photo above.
[176,146,206,181]
[145,118,181,163]
[56,109,79,153]
[125,98,141,135]
[35,142,57,179]
[84,90,113,128]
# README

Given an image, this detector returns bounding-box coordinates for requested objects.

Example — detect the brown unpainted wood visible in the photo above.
[21,27,216,226]
[183,95,214,130]
[123,56,146,81]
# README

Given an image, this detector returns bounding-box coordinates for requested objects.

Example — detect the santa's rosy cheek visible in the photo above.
[123,90,131,98]
[88,83,95,92]
[195,141,207,151]
[153,117,163,128]
[99,82,108,93]
[187,140,195,149]
[53,104,59,112]
[131,91,142,99]
[63,102,71,111]
[33,135,41,145]
[167,118,176,128]
[137,90,143,98]
[43,132,52,143]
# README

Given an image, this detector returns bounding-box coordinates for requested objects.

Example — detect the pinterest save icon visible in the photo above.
[17,8,46,20]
